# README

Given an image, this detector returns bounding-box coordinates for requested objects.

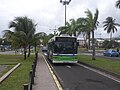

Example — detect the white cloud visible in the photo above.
[0,0,120,38]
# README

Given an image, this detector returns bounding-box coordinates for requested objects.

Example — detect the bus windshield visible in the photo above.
[54,42,77,54]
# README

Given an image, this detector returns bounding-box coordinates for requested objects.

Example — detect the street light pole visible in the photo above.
[60,0,71,27]
[65,3,66,27]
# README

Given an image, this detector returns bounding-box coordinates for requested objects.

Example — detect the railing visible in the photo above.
[23,52,38,90]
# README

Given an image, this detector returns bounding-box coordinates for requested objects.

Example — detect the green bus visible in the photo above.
[47,35,78,63]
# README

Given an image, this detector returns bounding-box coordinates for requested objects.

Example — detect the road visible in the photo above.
[0,51,15,54]
[50,63,120,90]
[44,55,120,90]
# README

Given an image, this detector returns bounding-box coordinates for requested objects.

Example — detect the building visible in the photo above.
[77,38,86,47]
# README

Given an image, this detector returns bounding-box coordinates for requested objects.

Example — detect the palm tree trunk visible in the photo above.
[34,46,37,53]
[74,32,76,37]
[24,47,27,60]
[88,32,90,49]
[82,32,88,50]
[92,30,96,60]
[110,32,112,41]
[69,34,72,36]
[28,45,31,57]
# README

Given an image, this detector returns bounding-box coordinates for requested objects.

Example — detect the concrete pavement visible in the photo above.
[33,53,58,90]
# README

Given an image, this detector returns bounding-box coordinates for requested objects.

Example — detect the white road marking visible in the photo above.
[66,66,71,68]
[77,63,120,83]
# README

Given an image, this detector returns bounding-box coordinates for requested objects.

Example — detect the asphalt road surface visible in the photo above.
[0,51,15,54]
[47,59,120,90]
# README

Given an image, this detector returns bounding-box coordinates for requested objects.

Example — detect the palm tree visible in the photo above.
[69,19,78,36]
[85,9,99,60]
[30,33,41,53]
[47,33,54,39]
[38,32,48,46]
[76,17,90,49]
[58,26,66,35]
[9,16,36,57]
[115,0,120,8]
[3,30,30,59]
[4,16,37,59]
[3,30,17,51]
[58,19,78,36]
[103,17,120,40]
[58,22,72,36]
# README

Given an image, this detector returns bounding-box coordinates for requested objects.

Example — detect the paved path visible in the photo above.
[33,53,58,90]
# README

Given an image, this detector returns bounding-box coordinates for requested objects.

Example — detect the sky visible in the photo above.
[0,0,120,38]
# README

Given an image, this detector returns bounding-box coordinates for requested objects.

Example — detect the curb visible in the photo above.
[0,63,21,84]
[78,61,120,79]
[42,54,63,90]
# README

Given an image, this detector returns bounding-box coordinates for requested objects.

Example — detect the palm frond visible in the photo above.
[103,16,119,35]
[94,9,99,29]
[115,0,120,8]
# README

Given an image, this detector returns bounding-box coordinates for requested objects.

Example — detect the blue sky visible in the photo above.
[0,0,120,38]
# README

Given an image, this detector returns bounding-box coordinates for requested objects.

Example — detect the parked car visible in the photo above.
[103,49,119,57]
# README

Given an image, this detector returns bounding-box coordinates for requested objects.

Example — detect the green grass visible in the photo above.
[94,48,105,50]
[0,54,34,90]
[78,48,105,52]
[77,55,120,75]
[0,65,14,78]
[78,48,87,52]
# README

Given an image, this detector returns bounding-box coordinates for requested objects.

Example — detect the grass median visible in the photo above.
[77,55,120,75]
[0,54,34,90]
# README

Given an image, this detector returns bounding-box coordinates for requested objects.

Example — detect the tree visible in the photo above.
[4,30,29,56]
[58,19,78,36]
[30,33,41,53]
[103,17,120,41]
[115,0,120,8]
[9,16,36,58]
[76,17,90,49]
[85,9,99,60]
[69,19,78,36]
[43,33,54,45]
[58,22,72,36]
[47,33,54,39]
[4,16,37,59]
[38,32,48,46]
[102,40,110,49]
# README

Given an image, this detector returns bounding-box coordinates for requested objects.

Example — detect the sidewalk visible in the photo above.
[33,53,58,90]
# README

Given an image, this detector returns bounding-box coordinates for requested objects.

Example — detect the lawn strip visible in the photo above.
[0,65,14,77]
[0,54,34,90]
[77,55,120,75]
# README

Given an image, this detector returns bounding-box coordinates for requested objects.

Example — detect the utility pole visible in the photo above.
[49,26,58,36]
